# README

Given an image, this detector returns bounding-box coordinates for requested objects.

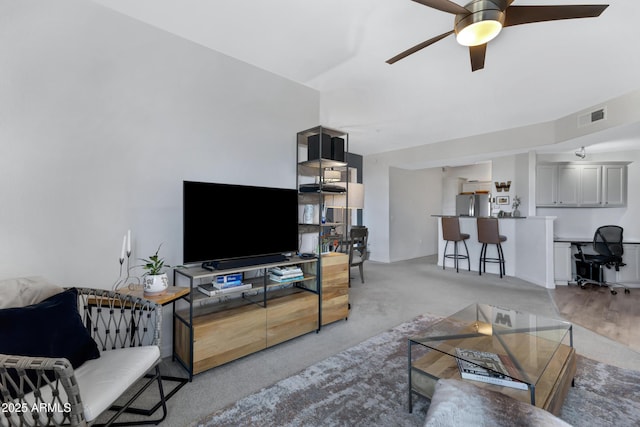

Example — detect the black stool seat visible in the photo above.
[442,217,470,273]
[477,217,507,278]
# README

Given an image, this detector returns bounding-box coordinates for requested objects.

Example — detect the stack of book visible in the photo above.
[198,274,252,297]
[268,266,304,283]
[215,273,243,288]
[454,348,528,390]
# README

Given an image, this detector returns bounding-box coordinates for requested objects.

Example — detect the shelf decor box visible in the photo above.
[308,133,332,160]
[331,137,345,161]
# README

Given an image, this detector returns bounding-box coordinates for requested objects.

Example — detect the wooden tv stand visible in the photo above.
[173,253,348,378]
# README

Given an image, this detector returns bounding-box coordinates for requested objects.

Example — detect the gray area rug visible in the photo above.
[191,314,640,427]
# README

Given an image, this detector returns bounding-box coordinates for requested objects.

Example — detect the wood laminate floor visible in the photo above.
[552,283,640,353]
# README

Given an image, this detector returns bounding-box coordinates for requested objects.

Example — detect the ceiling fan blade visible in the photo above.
[386,30,454,64]
[469,44,487,72]
[411,0,469,15]
[504,5,608,27]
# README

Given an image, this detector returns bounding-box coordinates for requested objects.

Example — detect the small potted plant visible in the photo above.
[140,244,171,296]
[512,195,521,217]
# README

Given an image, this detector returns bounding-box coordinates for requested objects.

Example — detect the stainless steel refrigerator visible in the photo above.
[456,194,491,217]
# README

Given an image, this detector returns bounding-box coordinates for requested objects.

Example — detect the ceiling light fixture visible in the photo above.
[454,0,505,46]
[387,1,608,72]
[575,146,586,159]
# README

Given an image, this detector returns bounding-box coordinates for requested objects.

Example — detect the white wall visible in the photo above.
[362,157,390,262]
[491,154,530,216]
[365,122,555,262]
[0,0,319,286]
[443,163,492,182]
[365,89,640,263]
[389,167,442,261]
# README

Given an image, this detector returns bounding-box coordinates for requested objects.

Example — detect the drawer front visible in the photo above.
[192,305,266,374]
[322,252,349,325]
[267,292,318,347]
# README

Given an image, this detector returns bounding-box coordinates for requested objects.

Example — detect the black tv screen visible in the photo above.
[183,181,299,266]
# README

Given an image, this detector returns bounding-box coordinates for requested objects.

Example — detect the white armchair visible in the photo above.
[0,278,167,426]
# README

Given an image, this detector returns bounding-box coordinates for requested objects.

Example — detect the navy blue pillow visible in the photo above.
[0,287,100,368]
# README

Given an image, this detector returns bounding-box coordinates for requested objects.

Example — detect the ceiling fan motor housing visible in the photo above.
[455,0,506,46]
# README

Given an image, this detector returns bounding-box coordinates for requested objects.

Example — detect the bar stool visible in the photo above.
[477,217,507,278]
[441,217,470,272]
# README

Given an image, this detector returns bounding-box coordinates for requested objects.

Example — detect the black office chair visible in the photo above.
[574,225,630,295]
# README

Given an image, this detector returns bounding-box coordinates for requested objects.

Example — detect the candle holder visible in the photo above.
[112,250,141,291]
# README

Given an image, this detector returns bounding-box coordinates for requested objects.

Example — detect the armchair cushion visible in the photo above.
[0,276,64,309]
[0,287,100,369]
[18,346,161,423]
[74,346,160,421]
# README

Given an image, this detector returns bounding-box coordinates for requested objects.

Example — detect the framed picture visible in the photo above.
[497,196,510,205]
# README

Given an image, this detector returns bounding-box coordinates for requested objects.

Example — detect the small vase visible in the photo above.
[513,209,520,217]
[143,273,168,296]
[303,204,314,224]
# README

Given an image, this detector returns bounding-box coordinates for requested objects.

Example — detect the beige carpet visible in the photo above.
[191,314,640,427]
[101,257,640,426]
[552,284,640,353]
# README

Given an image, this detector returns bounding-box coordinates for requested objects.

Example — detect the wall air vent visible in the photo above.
[578,107,607,127]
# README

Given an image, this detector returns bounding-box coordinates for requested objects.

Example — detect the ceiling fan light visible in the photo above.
[456,20,503,46]
[454,1,505,47]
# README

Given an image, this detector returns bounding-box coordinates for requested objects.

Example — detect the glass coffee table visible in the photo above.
[408,303,576,415]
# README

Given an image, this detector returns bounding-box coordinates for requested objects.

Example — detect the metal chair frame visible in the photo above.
[0,287,168,427]
[349,227,369,284]
[574,225,630,295]
[476,217,506,278]
[441,217,470,273]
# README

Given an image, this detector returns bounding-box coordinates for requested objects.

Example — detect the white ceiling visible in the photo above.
[92,0,640,156]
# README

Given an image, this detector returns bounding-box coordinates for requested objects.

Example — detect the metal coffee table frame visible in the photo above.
[408,303,573,412]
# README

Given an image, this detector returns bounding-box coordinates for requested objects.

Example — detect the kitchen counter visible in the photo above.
[434,215,556,288]
[554,236,640,244]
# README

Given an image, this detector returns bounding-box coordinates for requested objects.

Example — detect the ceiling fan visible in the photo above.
[386,0,608,71]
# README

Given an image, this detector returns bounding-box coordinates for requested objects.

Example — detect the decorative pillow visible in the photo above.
[0,287,100,367]
[0,276,64,309]
[424,378,570,427]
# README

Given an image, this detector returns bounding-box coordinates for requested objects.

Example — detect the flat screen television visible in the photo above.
[183,181,299,269]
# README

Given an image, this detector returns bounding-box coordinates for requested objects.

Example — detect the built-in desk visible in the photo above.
[434,215,557,288]
[554,237,640,245]
[553,237,640,286]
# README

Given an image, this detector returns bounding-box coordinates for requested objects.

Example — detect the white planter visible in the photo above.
[143,273,168,296]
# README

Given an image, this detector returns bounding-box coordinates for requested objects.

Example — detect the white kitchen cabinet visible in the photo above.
[536,162,628,208]
[602,164,627,207]
[579,164,602,206]
[553,242,573,286]
[556,165,580,205]
[536,164,558,206]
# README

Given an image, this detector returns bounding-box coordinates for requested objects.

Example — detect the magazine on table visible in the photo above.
[455,348,528,390]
